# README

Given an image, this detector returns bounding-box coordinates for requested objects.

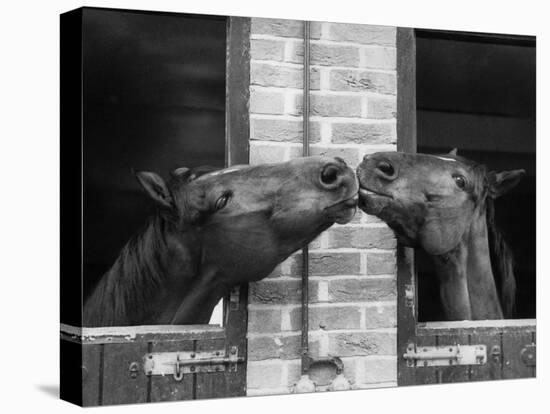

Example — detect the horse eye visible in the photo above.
[321,165,339,185]
[377,161,395,177]
[453,175,466,189]
[215,193,231,210]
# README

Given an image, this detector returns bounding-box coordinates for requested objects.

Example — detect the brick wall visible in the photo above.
[247,18,398,395]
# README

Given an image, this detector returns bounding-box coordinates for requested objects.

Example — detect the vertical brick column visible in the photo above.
[246,18,398,395]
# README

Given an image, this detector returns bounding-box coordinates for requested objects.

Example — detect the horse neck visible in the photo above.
[84,214,184,326]
[431,206,503,320]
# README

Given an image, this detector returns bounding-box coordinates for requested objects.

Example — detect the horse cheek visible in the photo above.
[202,215,280,284]
[421,218,462,255]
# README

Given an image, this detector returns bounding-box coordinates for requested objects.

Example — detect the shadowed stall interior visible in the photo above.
[83,9,226,300]
[415,31,536,321]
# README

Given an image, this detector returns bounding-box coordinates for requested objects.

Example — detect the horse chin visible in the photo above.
[324,194,358,225]
[333,205,357,224]
[358,189,392,216]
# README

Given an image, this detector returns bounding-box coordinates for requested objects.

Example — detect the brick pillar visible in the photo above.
[246,18,398,395]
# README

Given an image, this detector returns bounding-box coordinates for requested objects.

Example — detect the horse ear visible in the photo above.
[488,169,525,199]
[135,171,174,209]
[448,148,458,156]
[170,167,193,181]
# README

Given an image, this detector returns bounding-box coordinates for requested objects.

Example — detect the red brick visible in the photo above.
[328,332,396,356]
[290,251,361,276]
[367,96,396,119]
[247,362,283,388]
[328,24,396,46]
[328,226,396,249]
[309,22,324,40]
[329,69,396,94]
[291,42,360,67]
[252,62,303,88]
[367,252,396,275]
[252,18,304,37]
[309,146,361,169]
[328,278,396,302]
[363,358,397,383]
[249,279,319,304]
[248,308,282,333]
[251,38,285,61]
[250,89,285,114]
[248,334,319,360]
[294,93,362,117]
[249,142,287,164]
[363,47,396,70]
[251,62,321,90]
[289,305,362,331]
[251,118,321,143]
[331,122,396,145]
[364,305,397,329]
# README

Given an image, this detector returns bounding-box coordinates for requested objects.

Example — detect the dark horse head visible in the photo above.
[356,150,524,320]
[84,156,358,326]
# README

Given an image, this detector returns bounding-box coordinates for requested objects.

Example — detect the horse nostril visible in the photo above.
[320,165,339,185]
[376,161,395,178]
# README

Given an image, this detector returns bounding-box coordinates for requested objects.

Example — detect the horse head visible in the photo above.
[356,149,524,255]
[356,149,524,320]
[127,156,358,324]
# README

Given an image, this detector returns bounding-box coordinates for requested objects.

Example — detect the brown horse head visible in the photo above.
[356,150,524,320]
[137,156,358,274]
[85,156,357,326]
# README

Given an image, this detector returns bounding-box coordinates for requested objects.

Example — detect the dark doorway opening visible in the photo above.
[82,9,227,300]
[415,30,536,321]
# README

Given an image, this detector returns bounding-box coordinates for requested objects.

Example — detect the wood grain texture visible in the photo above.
[81,344,102,406]
[101,342,149,405]
[149,340,195,402]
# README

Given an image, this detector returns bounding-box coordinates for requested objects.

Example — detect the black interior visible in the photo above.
[82,9,226,298]
[415,30,536,321]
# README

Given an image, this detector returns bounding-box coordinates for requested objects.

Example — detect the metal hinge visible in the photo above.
[229,286,240,310]
[520,343,536,367]
[143,346,244,381]
[404,343,487,367]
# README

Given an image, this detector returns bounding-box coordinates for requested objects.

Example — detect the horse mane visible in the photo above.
[485,197,517,318]
[83,214,169,326]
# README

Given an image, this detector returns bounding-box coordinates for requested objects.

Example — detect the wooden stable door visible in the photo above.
[60,9,251,406]
[62,311,248,405]
[395,28,536,385]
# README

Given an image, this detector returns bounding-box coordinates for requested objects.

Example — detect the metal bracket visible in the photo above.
[143,346,243,380]
[404,343,487,367]
[520,343,536,367]
[229,286,240,311]
[404,284,414,309]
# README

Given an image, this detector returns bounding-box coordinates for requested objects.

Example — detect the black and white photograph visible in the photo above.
[57,6,537,406]
[1,1,546,413]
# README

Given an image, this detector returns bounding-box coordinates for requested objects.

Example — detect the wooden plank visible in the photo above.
[61,323,225,344]
[195,338,228,399]
[418,318,535,330]
[396,27,417,153]
[396,246,417,386]
[101,342,149,405]
[223,283,248,397]
[435,331,470,383]
[82,344,102,406]
[501,326,535,379]
[470,330,502,381]
[225,16,251,166]
[396,26,417,387]
[149,340,195,402]
[411,335,438,384]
